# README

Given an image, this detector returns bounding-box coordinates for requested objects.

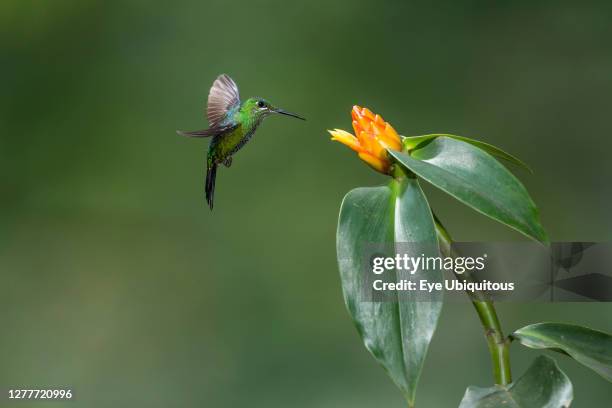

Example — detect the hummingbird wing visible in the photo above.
[176,123,238,138]
[207,74,240,128]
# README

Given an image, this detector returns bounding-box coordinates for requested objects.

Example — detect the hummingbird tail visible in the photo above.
[205,163,218,210]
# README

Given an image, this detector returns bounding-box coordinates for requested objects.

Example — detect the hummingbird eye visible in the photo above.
[257,100,265,108]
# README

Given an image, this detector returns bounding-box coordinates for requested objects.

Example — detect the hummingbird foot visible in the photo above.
[223,157,233,168]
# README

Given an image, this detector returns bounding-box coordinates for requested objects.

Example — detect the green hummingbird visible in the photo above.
[177,74,305,210]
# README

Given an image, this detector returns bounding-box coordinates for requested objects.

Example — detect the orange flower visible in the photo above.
[329,106,402,174]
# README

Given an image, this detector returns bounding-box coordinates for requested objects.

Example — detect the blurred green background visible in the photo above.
[1,1,611,407]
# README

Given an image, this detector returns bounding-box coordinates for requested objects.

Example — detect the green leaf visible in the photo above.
[388,137,548,242]
[512,323,612,382]
[459,355,573,408]
[402,133,533,173]
[336,177,442,407]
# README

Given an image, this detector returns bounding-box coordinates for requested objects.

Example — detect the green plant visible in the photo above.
[330,106,612,407]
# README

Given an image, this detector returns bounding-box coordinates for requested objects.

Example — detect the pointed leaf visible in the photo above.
[402,134,533,173]
[459,355,573,408]
[388,137,548,242]
[512,323,612,382]
[336,177,442,406]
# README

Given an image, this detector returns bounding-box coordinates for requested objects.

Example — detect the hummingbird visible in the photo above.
[177,74,305,210]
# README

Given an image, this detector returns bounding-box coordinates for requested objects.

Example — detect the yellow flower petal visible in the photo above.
[359,117,372,133]
[361,107,375,120]
[328,129,361,152]
[351,105,362,120]
[365,131,390,159]
[357,129,375,153]
[374,114,385,126]
[379,125,402,151]
[358,152,388,173]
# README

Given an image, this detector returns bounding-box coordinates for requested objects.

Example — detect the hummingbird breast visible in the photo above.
[229,126,256,156]
[210,121,260,164]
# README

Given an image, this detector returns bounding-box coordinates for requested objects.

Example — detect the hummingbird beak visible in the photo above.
[273,108,306,121]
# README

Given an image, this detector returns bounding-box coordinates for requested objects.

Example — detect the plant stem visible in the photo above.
[433,214,512,385]
[472,301,512,385]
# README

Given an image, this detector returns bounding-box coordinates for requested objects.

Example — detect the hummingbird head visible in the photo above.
[243,97,306,122]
